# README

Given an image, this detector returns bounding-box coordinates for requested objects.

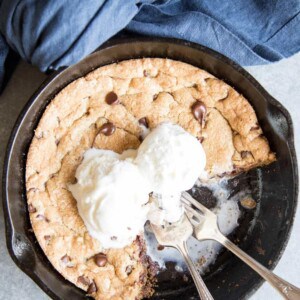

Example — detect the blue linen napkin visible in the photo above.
[0,0,299,93]
[0,34,9,91]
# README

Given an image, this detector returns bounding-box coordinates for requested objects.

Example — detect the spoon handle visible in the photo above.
[216,233,300,300]
[176,241,214,300]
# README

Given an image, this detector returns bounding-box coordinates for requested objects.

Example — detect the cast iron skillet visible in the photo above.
[2,37,298,300]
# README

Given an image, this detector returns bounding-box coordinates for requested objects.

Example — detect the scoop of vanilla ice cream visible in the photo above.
[69,148,150,248]
[69,122,206,248]
[135,122,206,194]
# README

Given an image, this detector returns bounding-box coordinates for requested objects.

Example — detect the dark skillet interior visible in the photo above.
[2,38,298,300]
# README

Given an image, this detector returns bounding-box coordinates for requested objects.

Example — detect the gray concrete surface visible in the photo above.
[0,54,299,299]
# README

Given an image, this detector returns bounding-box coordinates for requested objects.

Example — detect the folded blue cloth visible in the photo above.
[0,34,9,91]
[0,0,300,93]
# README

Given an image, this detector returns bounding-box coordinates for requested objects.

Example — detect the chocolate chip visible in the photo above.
[71,177,78,185]
[138,117,148,128]
[198,137,204,143]
[28,204,36,213]
[250,125,260,131]
[44,235,51,241]
[99,122,116,136]
[192,100,207,126]
[153,94,158,100]
[94,253,107,267]
[61,254,71,264]
[105,92,119,105]
[87,281,97,294]
[157,245,165,251]
[78,276,90,286]
[138,135,144,142]
[241,151,251,159]
[125,265,133,275]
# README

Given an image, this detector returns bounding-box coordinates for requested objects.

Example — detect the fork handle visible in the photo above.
[216,233,300,300]
[176,241,214,300]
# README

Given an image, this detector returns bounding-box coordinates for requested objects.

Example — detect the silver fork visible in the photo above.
[150,212,214,300]
[182,191,300,300]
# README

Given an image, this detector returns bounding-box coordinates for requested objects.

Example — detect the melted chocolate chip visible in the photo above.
[94,253,107,267]
[157,245,165,251]
[198,137,204,143]
[61,254,71,264]
[105,92,119,105]
[71,177,78,185]
[99,122,116,136]
[28,204,36,213]
[78,276,90,286]
[192,100,207,125]
[138,117,148,128]
[87,281,97,294]
[125,265,133,275]
[138,135,144,142]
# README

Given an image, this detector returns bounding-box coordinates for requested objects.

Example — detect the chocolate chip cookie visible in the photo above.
[26,58,275,299]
